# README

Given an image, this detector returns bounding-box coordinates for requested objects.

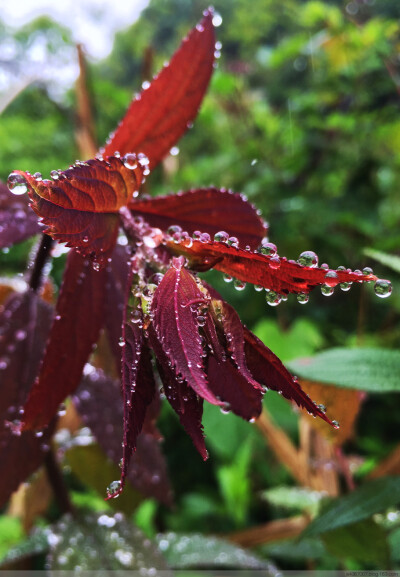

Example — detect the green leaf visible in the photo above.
[364,248,400,274]
[156,532,271,569]
[0,528,48,567]
[261,486,326,515]
[48,512,169,572]
[389,527,400,562]
[303,477,400,537]
[0,516,25,562]
[288,348,400,392]
[217,440,252,526]
[261,537,329,561]
[322,519,390,566]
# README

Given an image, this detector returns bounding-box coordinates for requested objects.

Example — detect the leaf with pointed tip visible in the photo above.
[151,257,222,407]
[0,181,42,248]
[119,312,157,493]
[103,10,215,169]
[14,156,145,260]
[131,188,266,250]
[168,239,377,294]
[207,356,263,420]
[149,326,207,460]
[0,291,53,508]
[21,250,107,431]
[243,328,332,425]
[73,369,172,505]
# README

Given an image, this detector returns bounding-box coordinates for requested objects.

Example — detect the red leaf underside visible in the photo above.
[243,328,332,424]
[149,326,207,460]
[168,239,377,294]
[15,156,145,259]
[131,188,266,250]
[151,259,223,406]
[0,181,42,249]
[22,250,107,431]
[103,10,215,169]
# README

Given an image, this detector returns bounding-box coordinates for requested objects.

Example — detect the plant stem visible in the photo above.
[44,449,75,516]
[28,234,54,292]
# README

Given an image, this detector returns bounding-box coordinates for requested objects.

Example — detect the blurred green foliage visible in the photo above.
[1,0,400,571]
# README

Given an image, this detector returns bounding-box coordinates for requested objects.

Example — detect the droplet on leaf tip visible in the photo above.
[7,173,28,195]
[107,480,122,498]
[374,279,392,298]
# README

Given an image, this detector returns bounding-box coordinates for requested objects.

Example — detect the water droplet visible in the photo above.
[15,329,27,341]
[118,337,125,347]
[321,284,334,296]
[259,240,277,256]
[167,224,182,236]
[269,256,281,269]
[197,315,206,327]
[227,236,239,247]
[7,173,28,195]
[212,12,223,27]
[223,274,233,283]
[169,146,179,156]
[374,279,392,298]
[363,266,373,276]
[107,480,121,498]
[340,282,352,292]
[254,285,263,292]
[251,159,258,166]
[297,293,309,304]
[234,279,246,291]
[200,232,211,242]
[122,153,137,170]
[332,420,340,429]
[33,172,42,181]
[324,270,338,286]
[298,250,318,268]
[50,170,60,180]
[265,291,281,306]
[317,403,327,413]
[214,231,229,243]
[142,80,151,90]
[192,230,201,240]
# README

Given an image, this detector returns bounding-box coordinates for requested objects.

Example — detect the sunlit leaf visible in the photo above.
[14,155,145,259]
[104,10,216,169]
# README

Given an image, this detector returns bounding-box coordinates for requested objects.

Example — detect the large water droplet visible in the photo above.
[324,270,338,287]
[7,173,28,195]
[233,279,246,291]
[298,250,318,268]
[340,282,352,292]
[214,231,229,243]
[259,240,277,256]
[297,292,309,304]
[363,266,373,276]
[122,153,137,170]
[212,12,223,26]
[374,279,392,298]
[223,274,233,283]
[107,480,121,498]
[321,284,334,296]
[265,291,281,306]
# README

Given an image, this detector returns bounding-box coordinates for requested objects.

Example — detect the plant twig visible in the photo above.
[228,515,310,547]
[28,234,54,293]
[44,449,75,516]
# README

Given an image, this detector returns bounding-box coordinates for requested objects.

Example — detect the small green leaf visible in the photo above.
[48,512,169,572]
[288,348,400,392]
[322,519,390,566]
[156,532,271,569]
[303,477,400,537]
[261,486,326,515]
[364,248,400,275]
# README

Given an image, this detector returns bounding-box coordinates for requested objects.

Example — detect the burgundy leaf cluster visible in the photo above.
[0,9,390,503]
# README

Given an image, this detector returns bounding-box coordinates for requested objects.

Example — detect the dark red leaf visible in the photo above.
[120,310,157,490]
[243,328,332,425]
[21,250,107,431]
[131,188,266,250]
[149,326,208,460]
[168,239,377,294]
[73,369,172,505]
[0,291,53,507]
[0,180,41,248]
[207,356,263,420]
[151,257,222,406]
[103,10,215,169]
[212,299,264,391]
[13,155,145,259]
[104,245,131,371]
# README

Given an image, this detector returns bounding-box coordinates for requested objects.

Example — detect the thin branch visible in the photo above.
[44,449,75,516]
[28,234,54,293]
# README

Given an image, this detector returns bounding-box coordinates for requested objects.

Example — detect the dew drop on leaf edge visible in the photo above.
[7,173,28,196]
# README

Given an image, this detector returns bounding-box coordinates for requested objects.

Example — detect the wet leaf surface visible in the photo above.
[131,188,265,250]
[22,250,107,431]
[104,10,215,170]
